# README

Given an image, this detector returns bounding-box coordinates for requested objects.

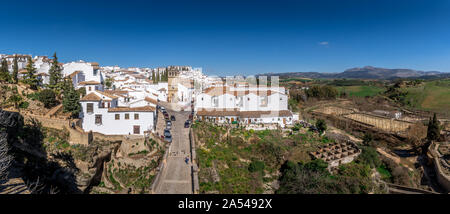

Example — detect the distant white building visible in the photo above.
[63,61,104,84]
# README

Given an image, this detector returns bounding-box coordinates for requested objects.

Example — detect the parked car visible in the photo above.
[160,106,166,111]
[189,114,193,120]
[166,121,172,130]
[171,115,176,121]
[184,120,190,128]
[164,129,171,136]
[164,133,172,143]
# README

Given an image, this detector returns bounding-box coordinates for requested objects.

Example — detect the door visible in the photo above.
[231,117,234,123]
[283,118,286,125]
[133,125,140,134]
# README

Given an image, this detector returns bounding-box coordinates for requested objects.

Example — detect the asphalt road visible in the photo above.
[154,103,193,194]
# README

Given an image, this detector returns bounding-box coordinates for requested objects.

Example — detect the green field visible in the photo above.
[402,79,450,112]
[336,85,385,97]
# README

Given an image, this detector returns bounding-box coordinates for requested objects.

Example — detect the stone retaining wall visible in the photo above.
[429,142,450,192]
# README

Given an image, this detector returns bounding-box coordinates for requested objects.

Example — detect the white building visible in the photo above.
[79,90,156,135]
[63,61,104,84]
[195,85,293,127]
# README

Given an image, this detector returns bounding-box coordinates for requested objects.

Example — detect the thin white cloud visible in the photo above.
[318,41,329,46]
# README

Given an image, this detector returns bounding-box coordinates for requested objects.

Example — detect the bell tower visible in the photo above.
[167,66,180,103]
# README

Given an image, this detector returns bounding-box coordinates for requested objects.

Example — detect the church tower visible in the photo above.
[167,66,180,103]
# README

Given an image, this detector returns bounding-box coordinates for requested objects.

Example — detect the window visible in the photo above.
[212,96,218,107]
[87,103,94,113]
[88,86,91,91]
[133,126,140,134]
[125,113,129,120]
[260,96,268,107]
[102,102,105,108]
[134,114,139,120]
[108,102,110,108]
[115,114,120,120]
[95,114,102,125]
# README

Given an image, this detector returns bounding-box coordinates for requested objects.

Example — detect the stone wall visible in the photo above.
[429,142,450,192]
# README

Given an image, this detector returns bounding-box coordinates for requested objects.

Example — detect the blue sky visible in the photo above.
[1,0,450,76]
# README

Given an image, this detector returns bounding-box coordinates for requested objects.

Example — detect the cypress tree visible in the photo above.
[0,58,9,82]
[48,52,63,89]
[24,56,40,90]
[12,55,18,83]
[151,70,155,83]
[427,113,440,142]
[62,79,81,118]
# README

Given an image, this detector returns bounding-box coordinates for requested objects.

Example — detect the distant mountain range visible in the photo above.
[258,66,449,80]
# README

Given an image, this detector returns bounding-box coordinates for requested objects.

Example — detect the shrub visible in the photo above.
[316,119,327,134]
[357,146,381,168]
[38,89,58,108]
[19,101,29,109]
[248,160,265,173]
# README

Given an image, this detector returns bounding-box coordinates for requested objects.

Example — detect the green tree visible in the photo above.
[12,56,18,84]
[38,89,58,108]
[316,119,327,134]
[62,80,81,118]
[48,52,63,90]
[151,70,156,83]
[0,58,10,82]
[23,56,40,90]
[357,146,381,168]
[105,77,113,89]
[362,133,373,145]
[427,113,440,142]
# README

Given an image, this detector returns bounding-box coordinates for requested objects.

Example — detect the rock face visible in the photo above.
[90,136,164,194]
[0,110,21,189]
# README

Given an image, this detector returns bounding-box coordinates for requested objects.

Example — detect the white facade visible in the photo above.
[63,61,104,84]
[79,91,155,135]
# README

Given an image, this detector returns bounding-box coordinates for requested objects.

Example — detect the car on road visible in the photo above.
[160,106,166,111]
[171,115,176,121]
[164,129,170,135]
[164,132,172,143]
[184,120,190,128]
[189,114,193,121]
[166,121,172,130]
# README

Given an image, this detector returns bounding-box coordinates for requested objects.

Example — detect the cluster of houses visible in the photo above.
[1,53,297,136]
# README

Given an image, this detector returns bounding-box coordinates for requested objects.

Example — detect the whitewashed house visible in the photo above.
[79,91,155,135]
[195,86,293,127]
[63,61,104,85]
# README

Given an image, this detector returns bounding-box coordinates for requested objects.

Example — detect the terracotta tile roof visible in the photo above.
[196,108,240,116]
[144,97,158,104]
[19,69,28,74]
[79,81,101,85]
[204,86,276,97]
[108,106,156,112]
[37,72,49,76]
[96,90,119,99]
[196,108,292,118]
[238,110,292,118]
[80,93,102,101]
[104,90,128,95]
[68,70,82,78]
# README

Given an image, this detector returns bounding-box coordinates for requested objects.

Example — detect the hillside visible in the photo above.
[259,66,445,80]
[401,79,450,113]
